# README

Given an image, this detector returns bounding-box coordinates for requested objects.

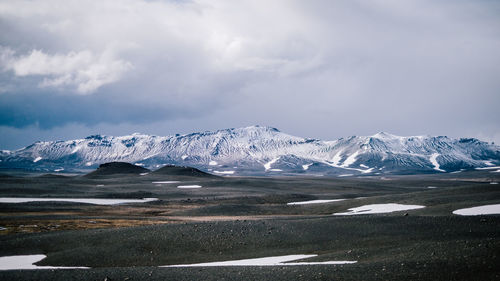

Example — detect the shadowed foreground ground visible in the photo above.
[0,171,499,280]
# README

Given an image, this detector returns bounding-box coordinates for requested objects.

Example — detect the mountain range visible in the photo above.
[1,126,499,176]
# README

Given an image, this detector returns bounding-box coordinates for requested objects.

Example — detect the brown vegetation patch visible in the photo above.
[0,219,170,235]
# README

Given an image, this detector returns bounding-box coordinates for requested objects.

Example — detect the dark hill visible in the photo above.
[151,165,216,178]
[84,162,150,178]
[37,174,69,179]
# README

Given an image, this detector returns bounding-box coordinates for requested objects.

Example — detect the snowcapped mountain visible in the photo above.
[0,126,499,176]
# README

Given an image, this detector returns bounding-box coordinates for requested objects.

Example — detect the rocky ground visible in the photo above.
[0,169,499,280]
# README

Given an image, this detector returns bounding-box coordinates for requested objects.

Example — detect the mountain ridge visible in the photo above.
[1,126,498,176]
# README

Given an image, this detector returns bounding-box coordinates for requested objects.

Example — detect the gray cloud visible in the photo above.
[0,0,499,149]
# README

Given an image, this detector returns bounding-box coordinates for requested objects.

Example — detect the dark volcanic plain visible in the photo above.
[0,167,499,281]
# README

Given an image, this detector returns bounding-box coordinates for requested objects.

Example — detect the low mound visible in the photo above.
[85,162,150,177]
[151,165,216,178]
[37,174,69,179]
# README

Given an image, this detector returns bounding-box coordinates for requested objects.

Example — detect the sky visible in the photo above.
[1,0,499,150]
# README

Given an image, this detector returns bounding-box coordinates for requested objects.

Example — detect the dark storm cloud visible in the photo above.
[0,91,187,129]
[0,0,499,149]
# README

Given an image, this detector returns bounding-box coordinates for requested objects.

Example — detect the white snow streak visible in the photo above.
[209,161,218,166]
[333,203,425,215]
[177,185,202,189]
[0,197,158,205]
[361,168,374,174]
[264,157,280,171]
[302,163,313,170]
[152,181,180,184]
[429,153,445,172]
[33,157,42,163]
[71,146,81,153]
[476,166,500,170]
[0,255,89,270]
[453,204,500,216]
[162,254,357,267]
[213,171,235,175]
[340,151,359,168]
[331,150,342,166]
[287,199,346,205]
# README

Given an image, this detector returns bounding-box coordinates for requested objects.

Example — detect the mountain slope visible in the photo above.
[0,126,498,176]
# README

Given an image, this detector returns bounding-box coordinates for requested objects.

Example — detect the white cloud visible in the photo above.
[1,47,132,94]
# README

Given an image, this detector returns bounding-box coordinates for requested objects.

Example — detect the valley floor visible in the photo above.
[0,171,499,280]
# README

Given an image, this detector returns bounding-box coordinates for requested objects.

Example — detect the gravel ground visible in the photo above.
[0,171,499,280]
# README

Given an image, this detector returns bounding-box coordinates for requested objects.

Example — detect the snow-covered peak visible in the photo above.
[213,126,281,137]
[371,132,402,139]
[1,126,498,175]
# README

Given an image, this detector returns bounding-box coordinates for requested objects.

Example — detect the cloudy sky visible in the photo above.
[1,0,499,149]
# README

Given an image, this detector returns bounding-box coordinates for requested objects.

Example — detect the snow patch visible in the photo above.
[270,169,283,172]
[340,151,359,168]
[359,164,369,169]
[331,150,342,166]
[85,162,92,166]
[429,153,445,172]
[453,204,500,216]
[0,197,158,205]
[33,157,42,163]
[162,254,357,267]
[333,203,425,215]
[476,166,500,170]
[177,185,202,189]
[181,155,188,160]
[287,199,346,205]
[361,168,374,174]
[140,172,149,176]
[209,161,218,166]
[152,181,180,184]
[0,255,89,270]
[427,186,438,189]
[338,174,354,177]
[491,182,498,185]
[264,157,280,171]
[54,168,64,172]
[213,171,235,175]
[302,163,313,170]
